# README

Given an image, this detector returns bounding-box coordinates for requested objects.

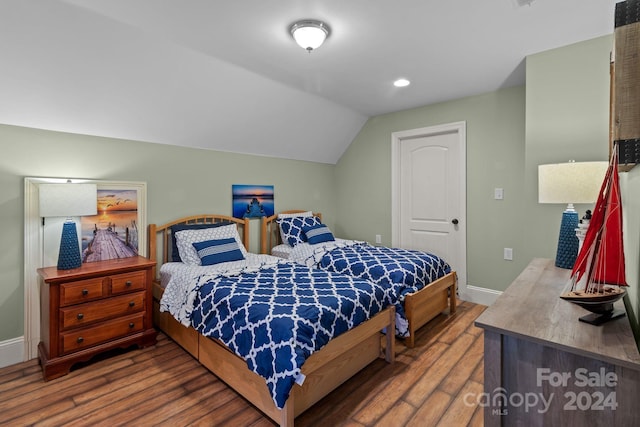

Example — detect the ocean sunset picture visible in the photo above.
[232,184,274,219]
[81,188,140,262]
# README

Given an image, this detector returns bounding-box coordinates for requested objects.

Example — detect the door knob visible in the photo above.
[451,219,459,225]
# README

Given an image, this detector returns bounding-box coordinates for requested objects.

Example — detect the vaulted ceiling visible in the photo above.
[1,0,617,163]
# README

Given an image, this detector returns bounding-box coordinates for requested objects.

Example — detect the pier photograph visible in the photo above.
[232,184,274,219]
[81,188,140,262]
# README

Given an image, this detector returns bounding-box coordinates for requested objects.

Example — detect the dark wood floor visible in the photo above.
[0,300,486,426]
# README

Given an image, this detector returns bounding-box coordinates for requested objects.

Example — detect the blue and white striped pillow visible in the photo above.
[303,223,335,244]
[175,224,247,265]
[192,238,245,266]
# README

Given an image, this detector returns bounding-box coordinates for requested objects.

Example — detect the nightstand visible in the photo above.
[37,256,158,380]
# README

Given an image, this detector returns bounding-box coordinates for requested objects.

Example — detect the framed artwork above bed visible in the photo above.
[232,184,274,219]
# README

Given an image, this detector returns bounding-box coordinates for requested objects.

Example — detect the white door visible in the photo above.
[391,122,466,291]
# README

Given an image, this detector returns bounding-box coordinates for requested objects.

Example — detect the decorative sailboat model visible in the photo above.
[560,145,628,325]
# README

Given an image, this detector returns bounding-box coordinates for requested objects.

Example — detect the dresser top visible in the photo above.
[37,255,156,282]
[475,258,640,370]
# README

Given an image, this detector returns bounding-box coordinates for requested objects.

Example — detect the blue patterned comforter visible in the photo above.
[290,242,451,337]
[160,256,393,409]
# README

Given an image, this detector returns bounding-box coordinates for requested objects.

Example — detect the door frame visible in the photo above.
[391,121,467,292]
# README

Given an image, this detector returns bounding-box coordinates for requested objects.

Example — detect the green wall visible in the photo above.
[334,85,527,293]
[522,35,612,266]
[0,124,335,341]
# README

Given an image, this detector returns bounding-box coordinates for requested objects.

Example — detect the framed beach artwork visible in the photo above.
[80,181,147,262]
[232,184,275,219]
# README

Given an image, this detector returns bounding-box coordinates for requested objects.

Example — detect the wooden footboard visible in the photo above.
[153,282,394,426]
[403,271,457,348]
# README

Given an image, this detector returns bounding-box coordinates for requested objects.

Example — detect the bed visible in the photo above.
[261,210,457,348]
[149,214,395,426]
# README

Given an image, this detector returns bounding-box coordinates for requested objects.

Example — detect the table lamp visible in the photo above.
[538,161,608,269]
[39,181,97,270]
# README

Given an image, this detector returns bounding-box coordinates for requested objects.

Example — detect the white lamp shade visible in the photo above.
[290,21,330,51]
[293,27,326,50]
[39,183,98,217]
[538,161,608,204]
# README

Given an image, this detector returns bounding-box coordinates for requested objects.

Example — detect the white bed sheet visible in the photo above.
[271,238,358,260]
[271,244,293,259]
[159,253,284,325]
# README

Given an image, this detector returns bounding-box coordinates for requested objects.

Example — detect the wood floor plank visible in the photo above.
[437,304,487,345]
[248,418,280,427]
[435,380,483,427]
[0,300,488,427]
[1,377,107,423]
[72,348,191,405]
[405,389,452,427]
[438,333,484,396]
[4,398,77,425]
[351,342,449,425]
[373,400,417,427]
[162,387,242,425]
[129,379,230,424]
[404,332,476,408]
[469,405,485,427]
[35,359,200,426]
[65,367,203,426]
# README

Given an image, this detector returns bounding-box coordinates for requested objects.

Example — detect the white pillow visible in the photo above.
[175,224,248,265]
[277,211,313,219]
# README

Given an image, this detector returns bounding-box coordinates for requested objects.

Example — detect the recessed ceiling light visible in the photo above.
[394,78,410,88]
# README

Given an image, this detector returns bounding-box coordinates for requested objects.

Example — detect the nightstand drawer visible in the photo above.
[111,270,146,294]
[60,278,105,306]
[60,313,145,354]
[60,292,145,330]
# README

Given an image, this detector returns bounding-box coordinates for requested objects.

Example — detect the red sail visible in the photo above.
[571,147,627,287]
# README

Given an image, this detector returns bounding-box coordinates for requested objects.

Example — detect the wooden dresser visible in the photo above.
[37,256,158,380]
[475,258,640,426]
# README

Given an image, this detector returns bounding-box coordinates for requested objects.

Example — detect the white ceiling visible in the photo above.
[0,0,617,163]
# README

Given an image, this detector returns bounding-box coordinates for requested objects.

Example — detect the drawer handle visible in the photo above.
[129,322,135,328]
[129,301,135,307]
[77,337,84,344]
[125,281,132,287]
[77,313,84,320]
[82,289,89,296]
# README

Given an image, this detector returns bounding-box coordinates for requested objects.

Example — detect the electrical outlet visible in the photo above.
[494,188,504,200]
[504,248,513,261]
[375,234,382,244]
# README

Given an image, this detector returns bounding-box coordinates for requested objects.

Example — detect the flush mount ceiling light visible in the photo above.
[290,20,330,52]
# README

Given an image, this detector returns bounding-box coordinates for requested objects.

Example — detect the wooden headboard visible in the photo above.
[260,210,321,254]
[148,214,249,279]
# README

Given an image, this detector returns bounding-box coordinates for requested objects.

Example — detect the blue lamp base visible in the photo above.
[555,210,579,269]
[57,221,82,270]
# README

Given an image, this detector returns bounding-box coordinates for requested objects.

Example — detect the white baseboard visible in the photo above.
[0,336,25,368]
[459,284,502,306]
